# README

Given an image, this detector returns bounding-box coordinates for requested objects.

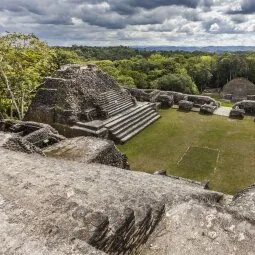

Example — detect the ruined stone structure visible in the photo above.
[24,65,160,143]
[128,88,219,115]
[223,78,255,102]
[1,92,255,254]
[0,119,65,154]
[2,65,255,254]
[178,100,194,111]
[230,108,245,119]
[44,136,130,169]
[126,88,174,108]
[200,103,218,114]
[0,120,129,169]
[1,142,255,254]
[127,88,218,108]
[232,100,255,115]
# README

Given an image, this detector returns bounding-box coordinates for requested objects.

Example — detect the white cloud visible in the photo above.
[0,0,254,46]
[209,23,220,32]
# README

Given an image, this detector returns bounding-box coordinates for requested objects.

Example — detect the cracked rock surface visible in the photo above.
[0,147,255,254]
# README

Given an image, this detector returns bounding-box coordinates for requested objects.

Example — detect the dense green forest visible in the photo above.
[56,45,255,94]
[1,32,255,119]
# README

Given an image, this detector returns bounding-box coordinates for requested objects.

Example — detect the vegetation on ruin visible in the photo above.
[119,109,255,194]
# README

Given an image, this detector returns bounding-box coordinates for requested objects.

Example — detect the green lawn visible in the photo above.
[118,109,255,194]
[219,101,234,107]
[177,147,219,180]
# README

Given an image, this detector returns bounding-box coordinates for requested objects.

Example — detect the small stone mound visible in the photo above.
[232,100,255,115]
[223,78,255,102]
[230,108,245,119]
[200,104,217,114]
[156,94,174,108]
[24,127,65,148]
[178,100,194,111]
[186,95,218,107]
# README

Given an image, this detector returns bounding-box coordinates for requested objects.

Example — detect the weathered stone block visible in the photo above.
[233,100,255,115]
[187,95,218,107]
[178,100,194,111]
[0,120,65,153]
[224,94,233,100]
[230,108,245,119]
[2,135,44,155]
[247,95,255,100]
[156,94,174,108]
[43,136,130,169]
[200,104,217,114]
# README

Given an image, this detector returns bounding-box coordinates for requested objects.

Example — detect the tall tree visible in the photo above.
[0,32,56,119]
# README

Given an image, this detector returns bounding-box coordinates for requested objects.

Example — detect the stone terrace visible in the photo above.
[1,147,255,254]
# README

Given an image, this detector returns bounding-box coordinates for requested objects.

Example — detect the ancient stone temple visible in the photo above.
[25,64,160,143]
[223,78,255,102]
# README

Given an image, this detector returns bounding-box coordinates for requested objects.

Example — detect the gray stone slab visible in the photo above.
[214,106,232,117]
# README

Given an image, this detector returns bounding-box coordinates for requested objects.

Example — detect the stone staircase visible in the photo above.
[89,202,165,254]
[104,102,160,143]
[71,103,160,143]
[70,90,161,143]
[98,90,135,117]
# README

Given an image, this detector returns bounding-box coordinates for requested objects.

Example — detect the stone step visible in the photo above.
[100,90,120,97]
[75,120,104,131]
[102,98,133,111]
[98,91,127,101]
[110,107,154,133]
[92,202,165,254]
[70,125,108,138]
[116,113,160,141]
[98,94,124,104]
[104,103,151,127]
[119,115,160,143]
[104,101,134,114]
[108,103,134,116]
[112,109,156,136]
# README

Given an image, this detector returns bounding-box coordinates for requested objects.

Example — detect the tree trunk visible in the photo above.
[0,61,22,119]
[21,87,25,119]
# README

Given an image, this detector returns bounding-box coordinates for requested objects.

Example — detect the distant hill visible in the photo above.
[133,46,255,53]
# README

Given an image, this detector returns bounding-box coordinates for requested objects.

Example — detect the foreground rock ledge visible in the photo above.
[0,148,255,254]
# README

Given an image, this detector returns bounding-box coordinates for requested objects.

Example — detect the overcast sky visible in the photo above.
[0,0,254,46]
